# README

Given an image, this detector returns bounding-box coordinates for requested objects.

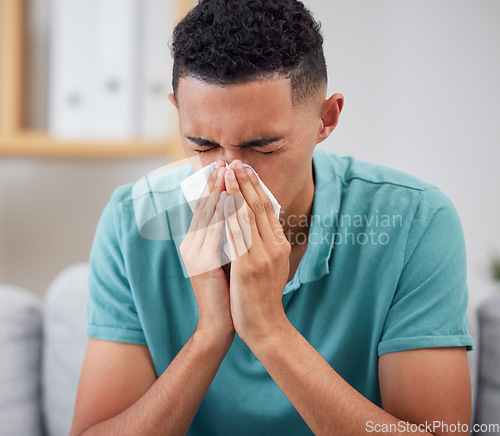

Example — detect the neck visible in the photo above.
[281,166,315,248]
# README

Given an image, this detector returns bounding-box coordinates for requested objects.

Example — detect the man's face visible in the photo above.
[172,76,324,215]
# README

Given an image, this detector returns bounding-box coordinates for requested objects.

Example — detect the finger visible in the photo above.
[185,191,227,277]
[203,191,227,254]
[236,201,256,252]
[216,191,232,267]
[190,162,226,236]
[210,162,227,203]
[240,165,285,240]
[186,164,225,250]
[226,163,275,241]
[224,194,248,260]
[190,163,218,232]
[198,166,227,230]
[224,167,262,249]
[196,163,219,208]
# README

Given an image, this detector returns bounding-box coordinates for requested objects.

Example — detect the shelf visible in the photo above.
[0,131,186,160]
[0,0,195,160]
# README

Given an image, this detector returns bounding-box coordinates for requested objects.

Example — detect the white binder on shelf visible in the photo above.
[49,0,98,140]
[93,0,140,140]
[138,0,177,141]
[49,0,141,141]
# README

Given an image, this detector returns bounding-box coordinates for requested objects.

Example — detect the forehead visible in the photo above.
[176,76,297,137]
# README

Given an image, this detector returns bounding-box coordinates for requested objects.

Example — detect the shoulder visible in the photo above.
[314,149,456,215]
[101,162,195,241]
[110,162,194,207]
[314,149,433,192]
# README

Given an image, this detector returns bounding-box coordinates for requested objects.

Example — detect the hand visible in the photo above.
[180,159,234,340]
[223,160,292,343]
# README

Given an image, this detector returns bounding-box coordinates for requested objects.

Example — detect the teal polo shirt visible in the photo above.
[86,148,473,435]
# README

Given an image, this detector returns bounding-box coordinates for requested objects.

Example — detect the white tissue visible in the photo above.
[180,161,281,260]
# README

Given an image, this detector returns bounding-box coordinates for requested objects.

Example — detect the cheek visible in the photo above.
[274,157,314,211]
[255,163,296,209]
[182,148,214,173]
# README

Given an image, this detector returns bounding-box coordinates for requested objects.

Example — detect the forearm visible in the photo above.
[247,319,432,436]
[81,329,233,436]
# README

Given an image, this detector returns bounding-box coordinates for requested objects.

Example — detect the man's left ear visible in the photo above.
[317,93,344,143]
[168,93,178,109]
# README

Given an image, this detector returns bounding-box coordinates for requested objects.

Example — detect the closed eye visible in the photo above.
[187,135,283,155]
[194,148,274,155]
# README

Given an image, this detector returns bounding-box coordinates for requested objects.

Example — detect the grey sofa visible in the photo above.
[0,263,88,436]
[0,263,498,436]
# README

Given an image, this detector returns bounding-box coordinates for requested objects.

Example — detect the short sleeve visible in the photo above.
[85,188,146,345]
[378,187,474,355]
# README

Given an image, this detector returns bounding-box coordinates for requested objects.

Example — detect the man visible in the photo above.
[71,0,474,435]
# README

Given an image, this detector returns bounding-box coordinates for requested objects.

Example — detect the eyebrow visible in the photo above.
[186,136,284,148]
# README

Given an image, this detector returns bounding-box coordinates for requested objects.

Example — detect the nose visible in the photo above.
[218,148,247,166]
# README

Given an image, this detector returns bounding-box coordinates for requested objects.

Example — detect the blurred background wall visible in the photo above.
[0,0,499,325]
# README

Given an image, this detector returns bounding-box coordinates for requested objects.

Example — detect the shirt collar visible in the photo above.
[283,149,341,295]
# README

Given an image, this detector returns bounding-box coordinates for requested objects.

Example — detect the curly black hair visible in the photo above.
[170,0,327,105]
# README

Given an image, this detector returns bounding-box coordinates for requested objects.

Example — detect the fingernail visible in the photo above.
[217,192,226,207]
[227,168,235,179]
[235,161,243,169]
[227,195,235,205]
[245,167,253,176]
[217,167,224,181]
